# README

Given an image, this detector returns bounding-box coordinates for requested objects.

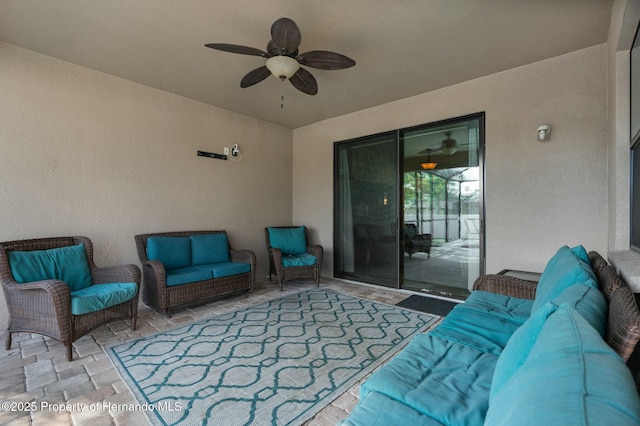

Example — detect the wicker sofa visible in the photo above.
[342,246,640,425]
[135,230,256,316]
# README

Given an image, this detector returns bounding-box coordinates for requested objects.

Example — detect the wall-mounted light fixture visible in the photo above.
[537,124,551,142]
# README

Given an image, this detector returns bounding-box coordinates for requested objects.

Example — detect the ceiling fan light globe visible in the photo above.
[421,162,437,170]
[266,56,300,80]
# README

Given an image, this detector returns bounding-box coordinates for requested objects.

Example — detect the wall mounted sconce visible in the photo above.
[537,124,551,141]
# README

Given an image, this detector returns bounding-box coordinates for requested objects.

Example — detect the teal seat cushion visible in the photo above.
[70,283,137,315]
[531,245,597,313]
[454,290,533,322]
[147,236,191,269]
[267,226,307,255]
[485,304,640,426]
[361,333,497,425]
[428,305,525,355]
[8,244,92,291]
[165,266,213,286]
[282,253,317,267]
[340,391,445,426]
[190,234,230,265]
[200,262,251,278]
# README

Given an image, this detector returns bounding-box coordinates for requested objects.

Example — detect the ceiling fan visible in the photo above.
[418,132,469,156]
[205,17,356,95]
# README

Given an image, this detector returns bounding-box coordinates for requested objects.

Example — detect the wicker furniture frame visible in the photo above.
[474,251,640,377]
[0,236,140,361]
[134,230,256,317]
[265,226,324,291]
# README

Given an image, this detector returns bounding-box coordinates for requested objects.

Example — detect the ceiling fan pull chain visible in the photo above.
[280,80,285,109]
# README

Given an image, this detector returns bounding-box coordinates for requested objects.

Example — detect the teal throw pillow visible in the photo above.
[267,227,307,256]
[190,234,231,265]
[8,244,93,292]
[531,245,597,313]
[146,236,191,269]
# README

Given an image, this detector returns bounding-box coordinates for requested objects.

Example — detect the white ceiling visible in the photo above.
[0,1,613,129]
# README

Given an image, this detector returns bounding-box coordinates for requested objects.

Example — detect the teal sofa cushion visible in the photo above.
[190,234,230,265]
[490,302,558,398]
[570,244,590,264]
[452,290,533,322]
[200,262,251,278]
[70,283,137,315]
[165,266,213,287]
[361,333,497,425]
[531,245,597,313]
[550,280,607,336]
[147,236,191,269]
[282,253,317,267]
[428,305,525,355]
[486,304,640,426]
[8,244,93,292]
[340,391,444,426]
[267,226,307,255]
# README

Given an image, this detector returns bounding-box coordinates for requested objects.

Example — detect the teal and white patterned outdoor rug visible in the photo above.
[106,288,439,426]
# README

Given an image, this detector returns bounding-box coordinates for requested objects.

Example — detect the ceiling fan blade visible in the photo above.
[267,40,298,58]
[417,148,440,155]
[271,17,301,54]
[205,43,269,58]
[297,50,356,70]
[289,68,318,95]
[240,66,271,88]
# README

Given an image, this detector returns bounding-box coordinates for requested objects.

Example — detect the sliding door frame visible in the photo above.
[333,112,485,290]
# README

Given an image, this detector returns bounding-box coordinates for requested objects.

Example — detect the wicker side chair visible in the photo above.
[0,236,140,361]
[265,226,323,291]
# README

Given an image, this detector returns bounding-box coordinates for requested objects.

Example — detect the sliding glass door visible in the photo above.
[402,115,484,297]
[334,113,484,294]
[334,131,399,287]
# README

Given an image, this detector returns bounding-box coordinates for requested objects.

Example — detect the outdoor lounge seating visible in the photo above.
[135,230,255,316]
[0,236,140,361]
[265,226,323,291]
[404,223,431,259]
[342,246,640,425]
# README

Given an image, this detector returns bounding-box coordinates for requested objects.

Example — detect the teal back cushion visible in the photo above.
[486,304,640,425]
[531,245,597,313]
[490,302,558,399]
[146,236,191,269]
[190,234,230,265]
[267,227,307,256]
[8,244,93,292]
[550,280,607,336]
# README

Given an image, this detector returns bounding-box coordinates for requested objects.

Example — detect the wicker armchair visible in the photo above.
[265,226,323,291]
[404,224,432,259]
[0,236,140,361]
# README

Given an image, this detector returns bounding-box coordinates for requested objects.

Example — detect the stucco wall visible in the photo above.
[0,42,293,328]
[293,44,608,278]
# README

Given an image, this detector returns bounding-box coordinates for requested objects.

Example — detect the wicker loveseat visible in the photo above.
[0,236,140,361]
[135,230,256,316]
[342,246,640,425]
